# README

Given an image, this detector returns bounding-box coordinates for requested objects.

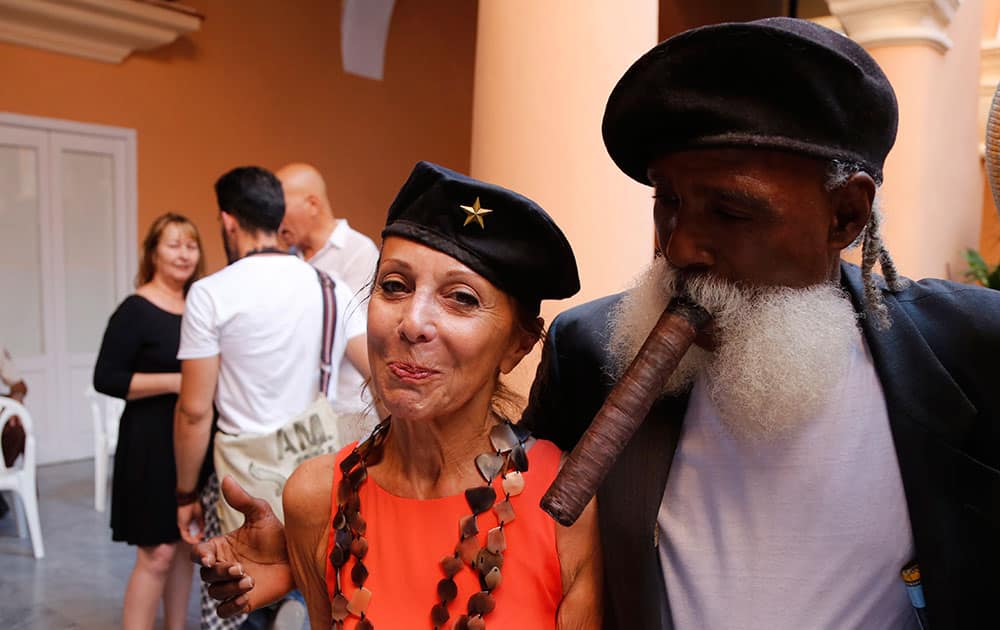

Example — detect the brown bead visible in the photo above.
[329,544,348,568]
[475,452,504,483]
[474,548,504,576]
[349,510,368,536]
[467,617,486,630]
[331,593,350,621]
[431,603,450,626]
[453,614,470,630]
[486,527,506,554]
[510,421,531,443]
[456,535,480,565]
[347,493,361,514]
[440,554,463,578]
[464,486,497,515]
[351,560,369,587]
[437,577,458,602]
[501,471,524,497]
[332,508,347,531]
[346,587,372,616]
[357,618,374,630]
[483,566,502,591]
[340,451,361,474]
[467,591,496,616]
[350,536,369,559]
[348,465,368,489]
[509,444,529,472]
[337,478,353,504]
[493,500,515,525]
[459,514,479,539]
[489,423,519,453]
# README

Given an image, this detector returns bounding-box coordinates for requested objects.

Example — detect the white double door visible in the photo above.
[0,114,136,464]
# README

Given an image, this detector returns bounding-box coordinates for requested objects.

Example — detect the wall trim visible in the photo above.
[827,0,962,52]
[0,0,202,63]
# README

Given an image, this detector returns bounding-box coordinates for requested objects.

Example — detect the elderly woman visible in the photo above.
[195,162,602,629]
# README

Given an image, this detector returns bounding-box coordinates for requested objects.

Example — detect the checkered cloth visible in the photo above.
[199,472,248,630]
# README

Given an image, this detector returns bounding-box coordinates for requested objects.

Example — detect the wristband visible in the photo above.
[175,488,199,506]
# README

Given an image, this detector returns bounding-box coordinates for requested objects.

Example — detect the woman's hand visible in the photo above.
[192,476,295,617]
[177,501,204,544]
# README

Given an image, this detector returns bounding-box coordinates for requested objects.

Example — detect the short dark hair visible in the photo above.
[214,166,285,233]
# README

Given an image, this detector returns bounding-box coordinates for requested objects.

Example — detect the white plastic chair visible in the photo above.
[0,396,44,558]
[85,386,123,513]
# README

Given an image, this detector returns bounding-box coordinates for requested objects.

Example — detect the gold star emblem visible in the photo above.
[459,197,493,229]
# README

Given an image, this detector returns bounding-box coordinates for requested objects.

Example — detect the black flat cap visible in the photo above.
[603,17,898,184]
[382,161,580,310]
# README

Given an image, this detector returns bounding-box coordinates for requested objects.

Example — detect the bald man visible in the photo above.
[275,164,379,415]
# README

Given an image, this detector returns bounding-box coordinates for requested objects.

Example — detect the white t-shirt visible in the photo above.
[307,219,380,413]
[178,255,365,435]
[658,336,918,630]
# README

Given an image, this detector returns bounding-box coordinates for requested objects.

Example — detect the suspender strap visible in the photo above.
[315,269,338,396]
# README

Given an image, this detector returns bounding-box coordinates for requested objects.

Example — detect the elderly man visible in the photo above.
[275,163,378,414]
[523,17,1000,630]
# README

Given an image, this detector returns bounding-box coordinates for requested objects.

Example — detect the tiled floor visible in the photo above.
[0,459,200,629]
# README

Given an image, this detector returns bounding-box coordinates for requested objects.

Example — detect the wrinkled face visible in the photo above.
[277,189,311,250]
[649,148,839,289]
[367,237,531,422]
[154,223,200,284]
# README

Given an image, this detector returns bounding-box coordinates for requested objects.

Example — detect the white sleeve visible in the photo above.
[177,282,221,359]
[341,235,380,296]
[334,281,367,341]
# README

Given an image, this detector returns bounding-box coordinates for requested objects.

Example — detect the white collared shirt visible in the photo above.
[305,219,379,413]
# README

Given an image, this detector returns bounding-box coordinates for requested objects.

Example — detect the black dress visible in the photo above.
[94,295,185,547]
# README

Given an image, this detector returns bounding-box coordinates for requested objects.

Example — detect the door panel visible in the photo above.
[0,117,135,464]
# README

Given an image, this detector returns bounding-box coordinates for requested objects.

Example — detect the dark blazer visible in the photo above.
[522,262,1000,629]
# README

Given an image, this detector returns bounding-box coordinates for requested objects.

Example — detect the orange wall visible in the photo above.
[659,0,784,37]
[0,0,477,273]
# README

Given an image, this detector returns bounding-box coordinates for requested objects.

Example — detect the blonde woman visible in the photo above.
[94,213,205,630]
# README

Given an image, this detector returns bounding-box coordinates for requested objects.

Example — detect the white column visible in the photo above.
[470,1,658,397]
[830,0,984,280]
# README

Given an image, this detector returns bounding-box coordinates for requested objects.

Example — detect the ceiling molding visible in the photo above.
[827,0,962,52]
[0,0,202,63]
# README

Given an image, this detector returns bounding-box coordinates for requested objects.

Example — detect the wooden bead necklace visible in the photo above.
[329,416,531,629]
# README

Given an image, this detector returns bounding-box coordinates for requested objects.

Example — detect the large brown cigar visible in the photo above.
[540,296,711,526]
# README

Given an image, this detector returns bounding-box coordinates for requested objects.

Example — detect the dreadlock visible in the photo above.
[825,160,908,330]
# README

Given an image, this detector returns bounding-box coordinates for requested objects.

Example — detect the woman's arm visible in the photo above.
[555,495,603,630]
[94,299,180,401]
[283,454,336,628]
[127,372,181,400]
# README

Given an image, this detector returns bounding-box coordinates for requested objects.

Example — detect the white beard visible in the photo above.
[606,256,860,442]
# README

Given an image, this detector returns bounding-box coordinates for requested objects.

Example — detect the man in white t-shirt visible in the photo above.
[276,163,380,414]
[174,166,367,629]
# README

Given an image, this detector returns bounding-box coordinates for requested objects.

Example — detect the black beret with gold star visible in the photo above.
[603,17,898,184]
[382,161,580,310]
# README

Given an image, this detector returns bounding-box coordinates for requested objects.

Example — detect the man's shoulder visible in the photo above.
[549,292,625,346]
[342,223,378,250]
[551,292,625,328]
[887,275,1000,337]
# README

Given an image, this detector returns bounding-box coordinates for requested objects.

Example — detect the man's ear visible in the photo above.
[220,211,237,233]
[305,194,322,217]
[828,172,875,250]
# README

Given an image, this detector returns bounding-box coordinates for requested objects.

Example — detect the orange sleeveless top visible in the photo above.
[325,438,564,629]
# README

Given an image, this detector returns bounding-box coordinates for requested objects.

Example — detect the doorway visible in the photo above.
[0,113,136,464]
